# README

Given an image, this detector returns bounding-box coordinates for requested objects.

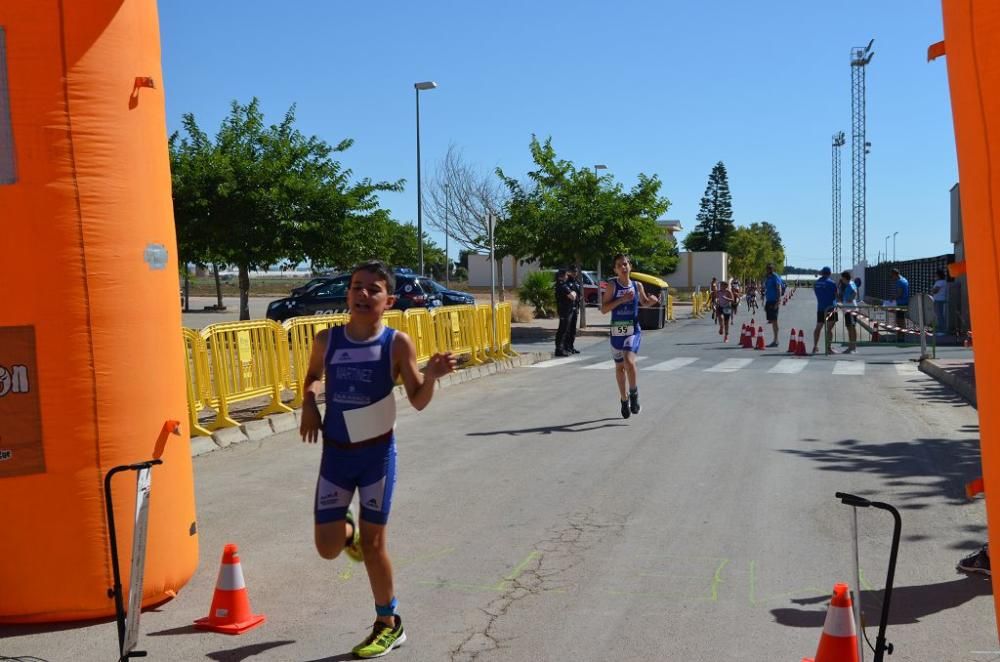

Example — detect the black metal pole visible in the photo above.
[105,460,162,661]
[836,492,898,661]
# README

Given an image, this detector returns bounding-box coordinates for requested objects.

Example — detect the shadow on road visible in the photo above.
[779,436,982,508]
[467,418,626,437]
[204,640,296,661]
[302,654,357,662]
[771,575,992,628]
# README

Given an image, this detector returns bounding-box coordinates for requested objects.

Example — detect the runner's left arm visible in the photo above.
[635,282,658,306]
[393,331,457,411]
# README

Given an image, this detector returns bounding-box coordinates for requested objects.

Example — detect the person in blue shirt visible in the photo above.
[763,263,784,346]
[838,270,859,353]
[892,268,910,342]
[812,266,839,354]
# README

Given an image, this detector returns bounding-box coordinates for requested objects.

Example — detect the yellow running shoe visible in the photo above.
[352,615,406,658]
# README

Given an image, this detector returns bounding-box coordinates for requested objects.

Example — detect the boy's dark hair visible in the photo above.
[613,253,630,267]
[351,260,396,292]
[891,268,901,276]
[936,268,947,279]
[841,270,852,280]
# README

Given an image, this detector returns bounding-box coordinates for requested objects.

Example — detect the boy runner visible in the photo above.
[600,254,659,419]
[299,260,457,658]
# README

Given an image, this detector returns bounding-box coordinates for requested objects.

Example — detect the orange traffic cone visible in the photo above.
[755,326,765,350]
[787,328,798,353]
[966,476,985,499]
[740,324,751,348]
[795,329,807,356]
[194,544,266,634]
[802,583,859,662]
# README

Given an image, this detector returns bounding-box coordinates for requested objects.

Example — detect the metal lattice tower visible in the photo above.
[850,40,874,266]
[832,131,845,272]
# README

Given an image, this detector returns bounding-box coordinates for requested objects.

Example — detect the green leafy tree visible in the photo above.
[683,161,734,252]
[497,136,673,275]
[169,98,401,319]
[726,221,785,281]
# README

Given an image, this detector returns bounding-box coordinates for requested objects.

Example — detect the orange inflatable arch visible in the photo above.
[939,0,1000,642]
[0,1,196,622]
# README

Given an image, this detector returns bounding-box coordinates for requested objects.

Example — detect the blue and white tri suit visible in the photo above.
[315,325,398,526]
[609,279,641,362]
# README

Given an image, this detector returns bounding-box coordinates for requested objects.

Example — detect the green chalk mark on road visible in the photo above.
[709,558,729,601]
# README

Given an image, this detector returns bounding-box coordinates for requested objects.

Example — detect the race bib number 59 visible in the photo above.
[611,322,633,337]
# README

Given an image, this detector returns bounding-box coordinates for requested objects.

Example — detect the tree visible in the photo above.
[683,161,734,252]
[424,145,508,255]
[497,136,673,275]
[169,98,401,319]
[726,221,786,281]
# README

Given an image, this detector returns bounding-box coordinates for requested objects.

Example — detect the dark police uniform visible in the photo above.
[554,275,575,355]
[565,272,583,352]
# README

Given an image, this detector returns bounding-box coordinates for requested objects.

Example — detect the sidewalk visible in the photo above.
[920,356,977,407]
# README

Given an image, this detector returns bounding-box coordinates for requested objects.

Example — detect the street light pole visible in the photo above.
[892,231,898,262]
[593,164,608,284]
[444,183,450,288]
[414,81,437,276]
[884,235,890,265]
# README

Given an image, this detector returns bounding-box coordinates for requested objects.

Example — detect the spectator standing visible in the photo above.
[553,269,576,357]
[565,266,583,353]
[932,268,949,335]
[891,268,910,343]
[813,267,839,354]
[763,263,783,346]
[838,270,859,354]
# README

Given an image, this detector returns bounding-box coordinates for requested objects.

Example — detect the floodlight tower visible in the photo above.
[832,131,845,272]
[850,40,874,266]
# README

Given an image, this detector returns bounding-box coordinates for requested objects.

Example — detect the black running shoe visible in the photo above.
[629,389,640,415]
[957,545,991,576]
[620,399,631,419]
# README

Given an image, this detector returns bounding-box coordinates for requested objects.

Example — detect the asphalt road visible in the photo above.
[4,292,993,661]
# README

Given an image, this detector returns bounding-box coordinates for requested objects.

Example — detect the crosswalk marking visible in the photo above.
[833,361,865,375]
[768,359,808,374]
[895,361,921,376]
[647,357,699,371]
[705,358,754,373]
[581,356,649,370]
[530,356,586,368]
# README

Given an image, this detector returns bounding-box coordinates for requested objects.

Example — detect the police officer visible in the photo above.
[565,266,583,353]
[554,269,577,356]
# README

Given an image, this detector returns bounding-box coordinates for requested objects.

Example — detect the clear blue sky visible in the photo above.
[159,0,957,271]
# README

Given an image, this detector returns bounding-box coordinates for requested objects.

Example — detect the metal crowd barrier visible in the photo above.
[184,302,515,436]
[182,328,214,437]
[821,299,936,358]
[200,320,293,430]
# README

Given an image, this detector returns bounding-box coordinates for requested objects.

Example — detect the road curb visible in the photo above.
[190,352,550,457]
[919,358,977,407]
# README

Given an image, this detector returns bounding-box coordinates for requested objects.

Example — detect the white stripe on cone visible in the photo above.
[216,562,247,591]
[822,604,856,638]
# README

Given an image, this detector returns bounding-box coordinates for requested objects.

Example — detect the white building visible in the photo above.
[671,251,728,289]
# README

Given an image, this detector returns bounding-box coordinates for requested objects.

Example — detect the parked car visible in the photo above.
[290,273,349,297]
[420,278,476,306]
[266,279,349,322]
[544,269,606,306]
[392,274,444,310]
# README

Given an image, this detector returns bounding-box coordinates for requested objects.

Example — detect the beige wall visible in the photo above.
[672,251,728,288]
[467,254,540,287]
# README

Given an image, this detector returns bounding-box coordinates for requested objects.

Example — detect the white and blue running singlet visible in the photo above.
[315,325,398,525]
[609,279,641,362]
